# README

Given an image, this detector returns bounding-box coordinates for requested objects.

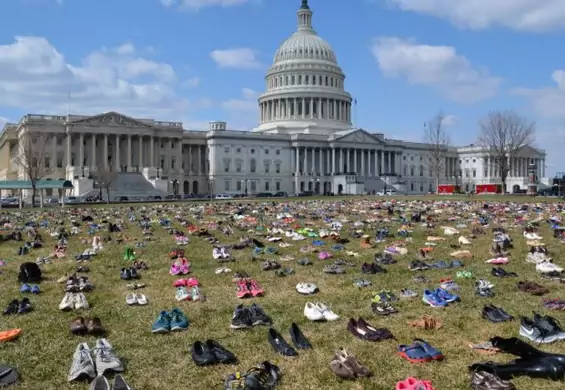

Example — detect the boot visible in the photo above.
[491,337,565,365]
[469,356,565,381]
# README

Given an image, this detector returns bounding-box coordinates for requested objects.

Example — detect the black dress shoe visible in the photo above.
[2,300,19,315]
[17,298,32,314]
[289,323,312,349]
[191,341,218,366]
[488,305,513,321]
[469,356,565,381]
[267,328,298,356]
[482,306,508,323]
[491,336,565,365]
[206,339,237,364]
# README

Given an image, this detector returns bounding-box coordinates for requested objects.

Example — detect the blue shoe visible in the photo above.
[422,290,447,307]
[151,311,171,333]
[169,308,189,331]
[20,283,31,293]
[433,261,450,269]
[435,288,459,303]
[30,285,40,294]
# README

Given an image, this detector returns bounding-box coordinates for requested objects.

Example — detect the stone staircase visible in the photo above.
[82,173,169,201]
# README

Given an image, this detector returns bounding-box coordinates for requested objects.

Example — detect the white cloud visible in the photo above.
[385,0,565,32]
[161,0,251,11]
[512,70,565,119]
[0,36,205,118]
[371,37,502,103]
[222,88,258,111]
[182,77,201,88]
[210,48,262,69]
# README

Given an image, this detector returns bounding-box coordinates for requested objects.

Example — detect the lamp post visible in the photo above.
[80,165,86,178]
[170,178,179,198]
[156,167,160,179]
[241,176,249,197]
[94,179,103,200]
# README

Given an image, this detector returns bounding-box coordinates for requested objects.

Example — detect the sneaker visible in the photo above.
[113,375,132,390]
[236,280,251,299]
[59,293,75,311]
[533,312,565,340]
[422,290,447,307]
[175,286,190,301]
[75,293,89,310]
[151,311,171,333]
[519,317,562,343]
[191,286,201,301]
[68,342,96,382]
[230,305,252,329]
[169,308,189,331]
[249,303,272,326]
[89,375,111,390]
[94,338,124,376]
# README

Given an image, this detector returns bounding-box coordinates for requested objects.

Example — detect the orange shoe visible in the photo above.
[0,328,22,343]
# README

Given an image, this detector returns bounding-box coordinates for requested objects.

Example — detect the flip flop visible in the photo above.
[0,329,21,343]
[0,364,18,387]
[397,343,432,363]
[413,338,444,360]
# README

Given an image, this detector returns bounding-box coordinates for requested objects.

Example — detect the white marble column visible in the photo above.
[353,149,358,174]
[65,132,72,167]
[374,151,378,176]
[127,135,132,170]
[177,140,183,172]
[360,149,365,176]
[310,148,315,173]
[197,146,202,174]
[115,135,121,172]
[295,147,300,173]
[331,148,335,174]
[79,133,84,167]
[318,148,323,174]
[380,151,385,175]
[149,137,154,168]
[346,149,350,172]
[138,136,143,168]
[339,148,344,172]
[51,135,57,169]
[91,134,96,170]
[103,134,108,169]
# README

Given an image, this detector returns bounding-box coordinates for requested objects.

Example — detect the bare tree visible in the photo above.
[478,110,536,192]
[424,111,450,191]
[13,132,51,207]
[95,164,118,203]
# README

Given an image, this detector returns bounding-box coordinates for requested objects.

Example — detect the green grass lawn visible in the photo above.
[0,198,564,389]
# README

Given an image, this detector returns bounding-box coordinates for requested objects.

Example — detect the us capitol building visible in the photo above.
[0,0,548,199]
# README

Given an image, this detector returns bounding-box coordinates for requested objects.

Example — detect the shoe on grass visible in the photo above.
[68,342,96,382]
[89,375,110,390]
[113,375,132,390]
[59,293,74,311]
[74,293,89,310]
[94,338,124,376]
[170,308,189,331]
[70,316,88,335]
[249,303,272,326]
[230,305,252,329]
[151,311,171,333]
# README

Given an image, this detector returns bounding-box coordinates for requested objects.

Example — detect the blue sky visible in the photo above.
[1,0,564,174]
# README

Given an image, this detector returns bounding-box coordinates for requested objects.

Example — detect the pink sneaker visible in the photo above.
[169,261,181,275]
[173,279,187,287]
[249,279,264,297]
[179,259,191,274]
[236,280,251,299]
[318,251,331,260]
[186,277,199,287]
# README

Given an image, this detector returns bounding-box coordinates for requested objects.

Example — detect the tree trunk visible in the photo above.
[106,188,110,204]
[31,186,36,208]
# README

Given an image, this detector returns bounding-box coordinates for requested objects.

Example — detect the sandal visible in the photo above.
[397,344,432,363]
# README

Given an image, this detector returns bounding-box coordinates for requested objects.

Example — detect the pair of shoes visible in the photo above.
[236,279,264,298]
[151,308,189,333]
[470,371,515,390]
[123,247,135,261]
[191,339,237,366]
[169,258,190,275]
[268,323,311,357]
[482,305,513,323]
[347,318,394,341]
[330,348,371,379]
[65,275,94,292]
[175,286,201,301]
[68,339,124,382]
[223,361,280,390]
[303,302,339,321]
[70,316,105,335]
[407,314,442,330]
[19,283,40,294]
[519,312,565,343]
[296,282,318,295]
[89,374,131,390]
[60,292,89,311]
[423,289,459,307]
[396,377,437,390]
[120,268,138,280]
[230,304,272,329]
[125,293,148,305]
[2,298,32,315]
[398,339,444,363]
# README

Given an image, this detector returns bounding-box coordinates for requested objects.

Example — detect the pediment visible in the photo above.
[70,112,153,128]
[332,129,385,144]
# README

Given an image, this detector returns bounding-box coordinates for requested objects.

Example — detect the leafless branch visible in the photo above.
[13,132,51,207]
[478,110,536,190]
[424,111,450,179]
[95,164,118,202]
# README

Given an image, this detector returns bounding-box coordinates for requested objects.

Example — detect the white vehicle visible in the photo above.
[376,190,397,196]
[214,194,234,200]
[61,196,81,204]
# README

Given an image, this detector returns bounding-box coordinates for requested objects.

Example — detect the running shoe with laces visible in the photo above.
[533,312,565,341]
[68,342,96,382]
[94,338,124,376]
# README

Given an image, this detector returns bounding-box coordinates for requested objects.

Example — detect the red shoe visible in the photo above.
[236,280,251,299]
[249,279,264,297]
[173,279,187,287]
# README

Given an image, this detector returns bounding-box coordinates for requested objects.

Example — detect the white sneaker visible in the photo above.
[136,294,148,305]
[75,292,89,310]
[212,248,222,260]
[536,262,564,273]
[304,302,325,321]
[220,247,230,258]
[175,287,190,301]
[59,292,75,311]
[315,302,339,321]
[296,283,318,295]
[458,236,471,245]
[126,293,137,305]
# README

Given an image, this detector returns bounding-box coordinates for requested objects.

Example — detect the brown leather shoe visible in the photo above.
[70,316,87,335]
[334,348,372,377]
[517,281,549,296]
[407,314,443,330]
[356,318,394,340]
[86,317,105,335]
[471,370,516,389]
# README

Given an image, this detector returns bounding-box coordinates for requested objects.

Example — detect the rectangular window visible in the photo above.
[224,180,230,191]
[275,181,281,191]
[235,162,242,173]
[236,181,242,191]
[275,164,281,174]
[265,182,270,191]
[250,181,257,192]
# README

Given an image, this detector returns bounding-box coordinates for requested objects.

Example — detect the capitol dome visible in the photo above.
[255,0,353,134]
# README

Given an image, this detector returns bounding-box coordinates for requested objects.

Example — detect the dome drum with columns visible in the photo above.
[0,0,549,201]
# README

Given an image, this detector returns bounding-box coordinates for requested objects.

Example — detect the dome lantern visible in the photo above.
[297,0,313,32]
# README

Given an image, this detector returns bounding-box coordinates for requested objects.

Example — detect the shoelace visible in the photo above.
[91,346,114,363]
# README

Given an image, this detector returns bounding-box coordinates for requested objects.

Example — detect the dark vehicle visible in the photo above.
[116,196,129,202]
[298,191,315,197]
[273,192,288,197]
[255,192,272,198]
